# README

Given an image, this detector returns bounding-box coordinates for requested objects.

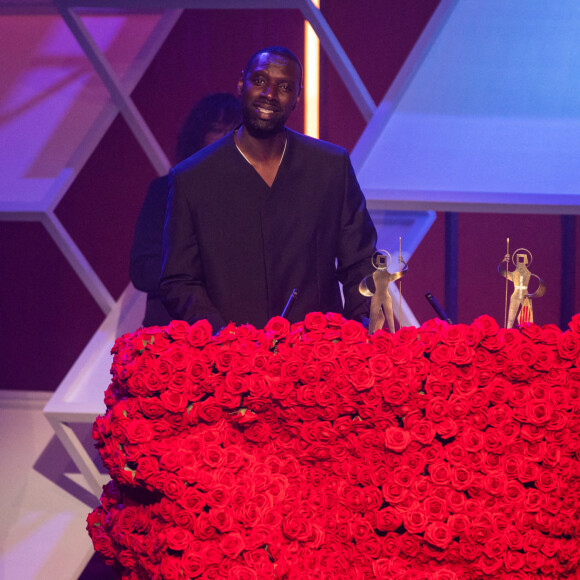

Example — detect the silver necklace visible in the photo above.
[234,128,287,168]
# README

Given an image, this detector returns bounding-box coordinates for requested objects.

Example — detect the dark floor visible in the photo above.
[78,553,117,579]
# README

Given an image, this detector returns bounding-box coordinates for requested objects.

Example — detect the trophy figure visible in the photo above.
[498,248,545,328]
[360,250,408,334]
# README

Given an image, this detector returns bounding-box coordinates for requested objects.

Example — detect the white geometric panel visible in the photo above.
[0,10,180,314]
[354,0,580,214]
[0,12,173,214]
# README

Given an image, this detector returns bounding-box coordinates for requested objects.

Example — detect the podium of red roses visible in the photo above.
[87,313,580,579]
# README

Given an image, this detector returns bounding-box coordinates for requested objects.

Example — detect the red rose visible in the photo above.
[368,354,394,378]
[243,419,271,443]
[502,549,525,572]
[181,549,205,577]
[115,505,138,534]
[430,343,454,365]
[542,443,562,468]
[213,386,242,410]
[483,471,508,496]
[186,319,212,347]
[371,559,393,580]
[467,518,493,545]
[453,342,475,365]
[384,426,411,452]
[425,376,452,400]
[402,509,429,534]
[159,389,187,414]
[479,554,504,575]
[399,532,420,557]
[163,345,190,372]
[144,331,172,354]
[263,316,290,340]
[472,347,492,368]
[540,323,562,345]
[454,377,478,398]
[197,399,224,423]
[193,512,217,541]
[340,319,367,343]
[459,538,483,561]
[520,423,544,443]
[448,513,470,536]
[461,428,485,453]
[523,488,543,512]
[138,396,167,419]
[423,496,449,522]
[446,396,469,421]
[282,512,313,542]
[376,506,403,531]
[409,420,436,445]
[446,490,466,515]
[432,570,460,580]
[539,536,561,558]
[381,380,410,406]
[125,419,154,444]
[189,359,211,385]
[423,440,445,464]
[201,445,227,469]
[546,409,569,431]
[349,365,375,391]
[424,521,452,548]
[134,455,159,483]
[381,531,402,557]
[534,510,555,533]
[179,487,205,514]
[89,527,116,562]
[325,312,346,328]
[165,526,193,551]
[436,418,458,439]
[450,466,473,491]
[382,481,408,504]
[425,396,450,422]
[429,462,452,486]
[269,379,295,401]
[304,311,328,331]
[525,399,553,425]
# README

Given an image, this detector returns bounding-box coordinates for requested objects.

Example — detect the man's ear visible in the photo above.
[292,88,302,111]
[236,73,244,96]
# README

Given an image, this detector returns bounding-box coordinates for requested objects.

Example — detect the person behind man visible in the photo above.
[130,93,242,326]
[160,46,377,332]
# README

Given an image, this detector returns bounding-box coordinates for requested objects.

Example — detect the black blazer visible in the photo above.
[160,129,377,331]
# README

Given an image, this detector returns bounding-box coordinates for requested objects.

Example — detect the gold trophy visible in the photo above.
[499,243,545,328]
[360,250,408,334]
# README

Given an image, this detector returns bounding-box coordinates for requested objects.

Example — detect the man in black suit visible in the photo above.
[160,46,377,331]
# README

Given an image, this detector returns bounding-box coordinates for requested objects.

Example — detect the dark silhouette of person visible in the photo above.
[130,93,242,326]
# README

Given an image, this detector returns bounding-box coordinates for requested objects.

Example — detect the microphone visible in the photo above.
[281,288,299,319]
[425,292,453,324]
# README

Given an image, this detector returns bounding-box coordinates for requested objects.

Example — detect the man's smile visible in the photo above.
[254,102,279,116]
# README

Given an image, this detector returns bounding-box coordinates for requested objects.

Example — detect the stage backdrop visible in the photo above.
[0,2,578,392]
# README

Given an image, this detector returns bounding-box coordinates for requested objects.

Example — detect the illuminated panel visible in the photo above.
[304,0,320,138]
[0,14,161,212]
[355,0,580,214]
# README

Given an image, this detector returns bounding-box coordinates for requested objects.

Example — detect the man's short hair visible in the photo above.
[243,46,303,87]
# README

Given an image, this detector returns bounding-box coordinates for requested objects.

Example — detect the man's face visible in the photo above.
[238,52,301,137]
